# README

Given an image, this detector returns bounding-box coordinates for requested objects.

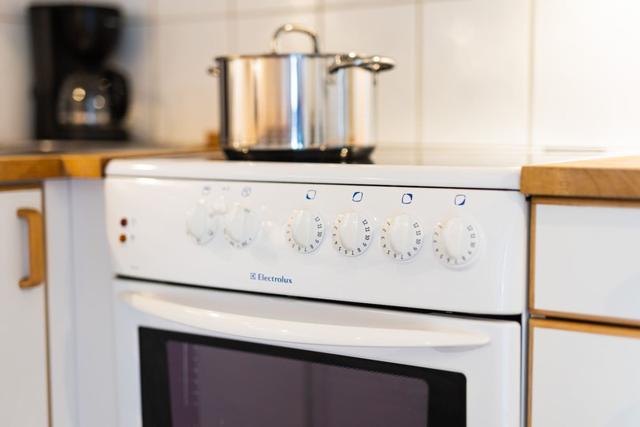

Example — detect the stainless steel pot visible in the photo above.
[209,24,394,161]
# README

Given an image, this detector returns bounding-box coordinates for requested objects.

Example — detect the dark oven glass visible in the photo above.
[139,327,466,427]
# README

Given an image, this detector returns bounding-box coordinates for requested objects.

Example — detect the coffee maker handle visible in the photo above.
[104,70,129,122]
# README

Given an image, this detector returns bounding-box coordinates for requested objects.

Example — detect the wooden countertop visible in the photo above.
[521,156,640,199]
[0,145,223,183]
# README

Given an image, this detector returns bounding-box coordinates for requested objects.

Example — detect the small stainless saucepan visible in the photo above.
[209,24,394,161]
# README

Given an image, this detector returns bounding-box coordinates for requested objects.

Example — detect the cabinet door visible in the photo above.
[531,199,640,324]
[0,188,48,426]
[529,319,640,427]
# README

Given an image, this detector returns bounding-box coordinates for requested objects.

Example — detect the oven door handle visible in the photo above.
[120,292,490,349]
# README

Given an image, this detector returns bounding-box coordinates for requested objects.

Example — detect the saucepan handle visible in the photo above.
[329,53,395,74]
[207,64,220,77]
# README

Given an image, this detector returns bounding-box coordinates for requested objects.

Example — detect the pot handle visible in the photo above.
[207,65,220,77]
[270,23,320,54]
[329,53,395,74]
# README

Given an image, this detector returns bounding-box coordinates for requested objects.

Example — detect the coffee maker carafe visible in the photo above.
[29,4,129,140]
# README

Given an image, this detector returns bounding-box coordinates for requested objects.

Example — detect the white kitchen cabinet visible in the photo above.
[529,319,640,427]
[532,199,640,324]
[0,187,49,427]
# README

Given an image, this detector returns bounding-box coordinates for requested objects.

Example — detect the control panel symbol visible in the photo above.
[401,193,413,204]
[305,189,317,200]
[352,191,364,202]
[454,194,466,206]
[241,186,252,197]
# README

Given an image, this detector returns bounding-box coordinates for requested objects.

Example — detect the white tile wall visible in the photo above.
[113,23,154,141]
[324,4,417,145]
[157,0,227,19]
[0,22,30,146]
[235,12,318,54]
[236,0,319,14]
[0,0,29,20]
[154,18,229,145]
[533,0,640,148]
[0,0,156,145]
[3,0,640,150]
[77,0,153,19]
[422,0,530,145]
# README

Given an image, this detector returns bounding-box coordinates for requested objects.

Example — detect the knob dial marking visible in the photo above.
[432,217,480,267]
[186,199,220,245]
[286,210,325,253]
[380,214,424,261]
[332,213,373,257]
[224,204,261,248]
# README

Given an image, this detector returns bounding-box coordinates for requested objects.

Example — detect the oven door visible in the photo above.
[114,279,521,427]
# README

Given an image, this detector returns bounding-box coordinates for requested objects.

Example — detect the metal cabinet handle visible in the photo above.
[329,53,395,74]
[17,208,45,289]
[271,23,320,54]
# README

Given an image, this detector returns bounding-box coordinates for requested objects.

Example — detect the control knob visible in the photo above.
[332,212,373,257]
[432,217,481,267]
[286,210,325,253]
[186,199,221,244]
[380,214,424,261]
[224,203,261,248]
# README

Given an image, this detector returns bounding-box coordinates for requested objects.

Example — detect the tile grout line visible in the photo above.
[526,0,536,150]
[414,0,424,163]
[317,0,326,40]
[149,0,160,144]
[227,0,238,53]
[151,0,416,24]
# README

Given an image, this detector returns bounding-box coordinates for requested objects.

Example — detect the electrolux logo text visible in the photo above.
[249,272,293,285]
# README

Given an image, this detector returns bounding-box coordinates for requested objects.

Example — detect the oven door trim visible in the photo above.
[120,290,492,348]
[113,279,521,427]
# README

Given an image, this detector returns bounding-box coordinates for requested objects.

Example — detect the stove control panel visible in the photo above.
[106,178,527,314]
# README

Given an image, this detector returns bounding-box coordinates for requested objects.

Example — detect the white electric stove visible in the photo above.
[104,145,614,427]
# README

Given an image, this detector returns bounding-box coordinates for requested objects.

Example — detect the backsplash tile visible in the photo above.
[112,22,154,142]
[532,0,640,148]
[157,0,227,19]
[323,4,417,145]
[85,0,152,20]
[236,0,319,14]
[0,0,30,20]
[0,22,30,145]
[235,12,318,55]
[421,0,530,145]
[1,0,639,151]
[154,18,229,145]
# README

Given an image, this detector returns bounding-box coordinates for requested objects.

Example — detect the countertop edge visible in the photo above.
[521,155,640,199]
[0,146,221,183]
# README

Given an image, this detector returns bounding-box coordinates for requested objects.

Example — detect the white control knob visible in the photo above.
[380,214,424,261]
[332,212,373,257]
[286,210,325,253]
[186,199,219,244]
[432,217,481,267]
[224,203,261,248]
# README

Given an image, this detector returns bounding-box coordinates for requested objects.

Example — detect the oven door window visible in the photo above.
[139,327,466,427]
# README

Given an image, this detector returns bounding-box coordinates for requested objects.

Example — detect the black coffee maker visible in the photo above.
[29,4,129,140]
